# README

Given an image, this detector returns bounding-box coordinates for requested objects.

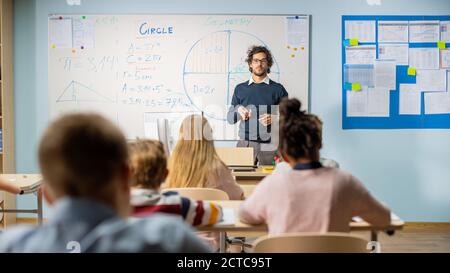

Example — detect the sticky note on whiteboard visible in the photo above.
[438,41,446,49]
[49,17,73,48]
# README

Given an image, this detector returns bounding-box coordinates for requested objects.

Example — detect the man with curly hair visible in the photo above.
[227,45,288,165]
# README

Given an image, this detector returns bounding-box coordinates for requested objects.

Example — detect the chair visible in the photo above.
[253,232,369,253]
[161,187,229,200]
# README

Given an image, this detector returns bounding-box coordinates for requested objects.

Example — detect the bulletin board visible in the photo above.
[342,15,450,129]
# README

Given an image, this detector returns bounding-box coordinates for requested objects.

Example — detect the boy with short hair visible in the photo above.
[0,113,210,253]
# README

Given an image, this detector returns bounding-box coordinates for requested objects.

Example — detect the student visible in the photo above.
[0,113,210,253]
[165,114,244,201]
[129,139,223,226]
[0,179,23,195]
[164,114,244,250]
[239,98,391,234]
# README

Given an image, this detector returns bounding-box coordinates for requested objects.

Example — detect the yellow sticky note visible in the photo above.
[293,48,298,51]
[349,38,359,46]
[407,67,416,76]
[351,83,362,91]
[438,41,446,49]
[262,166,274,173]
[291,54,295,58]
[51,44,56,49]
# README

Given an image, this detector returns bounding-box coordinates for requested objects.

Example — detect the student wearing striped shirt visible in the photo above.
[129,139,223,227]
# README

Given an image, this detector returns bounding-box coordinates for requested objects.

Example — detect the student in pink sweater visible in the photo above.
[239,98,391,234]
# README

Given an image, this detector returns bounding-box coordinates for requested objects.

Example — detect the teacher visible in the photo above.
[227,45,288,165]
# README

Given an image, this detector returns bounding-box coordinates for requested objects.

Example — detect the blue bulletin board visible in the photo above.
[342,15,450,129]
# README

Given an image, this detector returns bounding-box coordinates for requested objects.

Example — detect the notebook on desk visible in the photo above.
[214,208,235,227]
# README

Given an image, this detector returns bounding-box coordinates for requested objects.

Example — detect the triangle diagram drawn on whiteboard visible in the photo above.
[56,80,114,103]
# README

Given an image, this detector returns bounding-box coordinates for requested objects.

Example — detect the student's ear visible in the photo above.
[280,150,290,163]
[120,163,131,192]
[42,184,56,205]
[163,169,169,180]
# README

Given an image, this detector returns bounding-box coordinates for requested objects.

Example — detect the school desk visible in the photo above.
[197,200,404,253]
[0,174,44,225]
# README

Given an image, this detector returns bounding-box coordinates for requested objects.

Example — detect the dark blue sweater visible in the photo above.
[227,79,288,142]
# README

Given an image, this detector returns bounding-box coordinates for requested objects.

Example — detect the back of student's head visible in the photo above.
[38,113,129,202]
[129,139,167,189]
[166,114,221,188]
[279,98,323,161]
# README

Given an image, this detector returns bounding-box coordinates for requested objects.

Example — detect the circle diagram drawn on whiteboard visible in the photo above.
[183,30,280,121]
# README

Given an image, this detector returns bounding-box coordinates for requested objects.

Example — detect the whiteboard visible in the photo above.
[48,14,310,140]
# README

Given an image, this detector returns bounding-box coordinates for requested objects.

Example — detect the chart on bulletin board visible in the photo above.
[342,15,450,129]
[48,14,310,140]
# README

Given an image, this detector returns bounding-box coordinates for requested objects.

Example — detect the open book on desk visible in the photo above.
[214,208,235,227]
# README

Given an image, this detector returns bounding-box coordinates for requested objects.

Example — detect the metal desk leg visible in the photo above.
[371,230,378,242]
[37,189,43,225]
[219,232,226,253]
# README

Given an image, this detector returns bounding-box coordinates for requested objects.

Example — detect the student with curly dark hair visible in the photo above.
[227,45,288,165]
[239,98,391,235]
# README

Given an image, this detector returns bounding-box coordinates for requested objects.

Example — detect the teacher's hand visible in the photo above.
[238,106,252,121]
[258,114,272,126]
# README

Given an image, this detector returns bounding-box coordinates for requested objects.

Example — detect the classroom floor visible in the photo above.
[232,223,450,253]
[353,223,450,253]
[10,219,450,253]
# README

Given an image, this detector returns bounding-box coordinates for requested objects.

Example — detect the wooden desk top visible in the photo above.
[232,166,273,178]
[0,174,43,193]
[197,200,404,233]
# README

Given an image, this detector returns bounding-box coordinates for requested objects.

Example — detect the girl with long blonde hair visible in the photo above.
[166,114,243,200]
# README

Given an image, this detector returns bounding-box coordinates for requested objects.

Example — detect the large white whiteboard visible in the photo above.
[48,14,310,140]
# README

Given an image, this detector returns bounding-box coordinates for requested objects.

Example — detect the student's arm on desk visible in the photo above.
[0,179,22,194]
[237,178,270,225]
[351,175,391,228]
[181,196,224,226]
